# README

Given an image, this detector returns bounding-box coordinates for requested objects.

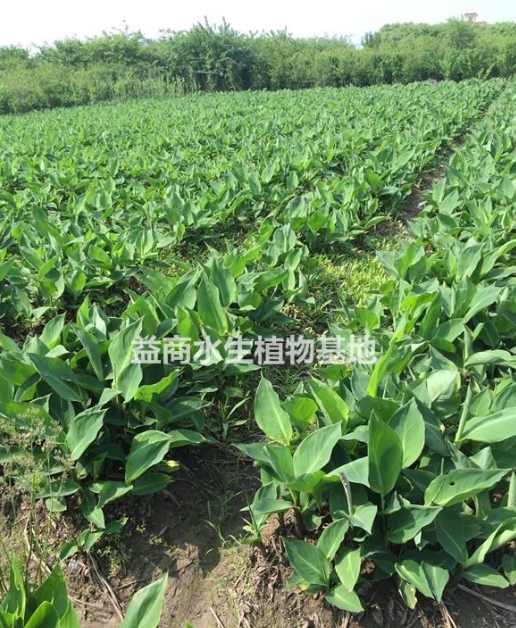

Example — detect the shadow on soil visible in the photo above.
[2,447,516,628]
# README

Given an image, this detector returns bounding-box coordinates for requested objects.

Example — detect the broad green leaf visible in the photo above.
[82,490,105,529]
[255,268,288,291]
[367,317,407,397]
[252,498,294,518]
[91,481,132,509]
[425,469,509,507]
[461,409,516,443]
[502,554,516,585]
[317,519,349,561]
[465,350,516,368]
[0,610,17,627]
[283,539,330,587]
[28,354,82,402]
[120,574,168,628]
[387,506,441,544]
[396,560,448,602]
[308,379,348,427]
[59,603,80,628]
[125,431,171,483]
[396,560,432,599]
[463,286,501,322]
[45,497,67,513]
[325,586,363,613]
[32,565,69,617]
[456,244,482,278]
[134,371,180,403]
[117,363,143,402]
[425,369,460,416]
[24,602,60,628]
[365,170,383,193]
[466,518,516,567]
[264,445,294,483]
[390,399,425,468]
[399,579,417,609]
[197,278,228,335]
[168,429,206,448]
[210,258,236,307]
[40,315,66,349]
[3,559,26,616]
[66,407,106,461]
[328,457,370,487]
[293,423,342,477]
[435,509,468,564]
[132,473,172,496]
[108,320,143,384]
[368,415,403,496]
[463,564,509,588]
[335,548,361,592]
[176,307,199,343]
[350,503,378,534]
[421,562,449,602]
[37,479,80,499]
[75,328,104,381]
[254,378,292,445]
[282,396,317,431]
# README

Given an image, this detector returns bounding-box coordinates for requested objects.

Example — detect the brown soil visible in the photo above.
[1,449,516,628]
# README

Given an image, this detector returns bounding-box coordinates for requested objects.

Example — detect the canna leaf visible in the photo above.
[283,539,330,587]
[254,378,292,445]
[368,415,403,496]
[292,423,342,477]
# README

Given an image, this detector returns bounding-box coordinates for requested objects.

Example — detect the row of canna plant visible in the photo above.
[241,82,516,612]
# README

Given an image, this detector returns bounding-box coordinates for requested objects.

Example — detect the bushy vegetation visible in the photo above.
[1,19,516,113]
[1,77,516,618]
[0,80,498,524]
[243,84,516,610]
[0,557,167,627]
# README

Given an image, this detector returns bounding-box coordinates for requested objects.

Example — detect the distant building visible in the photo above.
[461,12,487,25]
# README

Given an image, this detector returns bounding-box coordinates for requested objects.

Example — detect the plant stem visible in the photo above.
[293,508,306,538]
[455,385,473,444]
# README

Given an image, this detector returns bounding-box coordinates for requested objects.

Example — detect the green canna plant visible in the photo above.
[0,79,504,324]
[241,82,516,612]
[0,558,168,628]
[0,76,514,581]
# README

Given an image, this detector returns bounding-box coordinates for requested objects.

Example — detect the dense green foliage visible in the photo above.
[1,19,516,113]
[0,558,167,627]
[243,83,516,610]
[0,80,500,538]
[1,78,515,614]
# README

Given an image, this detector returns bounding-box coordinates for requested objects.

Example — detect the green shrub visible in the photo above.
[241,83,516,612]
[1,20,516,114]
[0,558,167,627]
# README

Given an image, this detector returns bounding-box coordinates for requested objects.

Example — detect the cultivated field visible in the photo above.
[1,79,516,628]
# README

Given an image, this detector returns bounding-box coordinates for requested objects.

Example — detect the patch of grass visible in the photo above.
[317,252,385,307]
[284,234,404,334]
[157,229,406,442]
[157,229,251,278]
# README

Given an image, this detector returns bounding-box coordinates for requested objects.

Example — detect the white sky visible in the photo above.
[1,0,514,47]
